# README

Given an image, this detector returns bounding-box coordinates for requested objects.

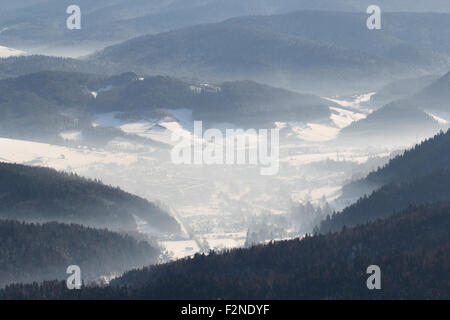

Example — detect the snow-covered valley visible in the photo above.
[1,91,445,260]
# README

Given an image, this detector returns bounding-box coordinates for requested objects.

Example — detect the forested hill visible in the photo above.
[91,11,450,93]
[1,203,449,299]
[0,219,160,288]
[92,77,331,127]
[320,170,450,233]
[337,100,443,146]
[0,70,332,143]
[341,129,450,200]
[0,162,180,234]
[369,75,439,107]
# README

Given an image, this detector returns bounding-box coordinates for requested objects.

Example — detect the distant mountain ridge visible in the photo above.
[2,0,450,55]
[370,75,440,107]
[91,11,450,93]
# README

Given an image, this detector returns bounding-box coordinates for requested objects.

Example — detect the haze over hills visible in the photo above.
[339,129,450,203]
[370,75,440,107]
[0,219,161,288]
[92,77,332,127]
[92,11,450,94]
[414,71,450,114]
[321,170,450,233]
[337,100,446,145]
[2,0,450,56]
[0,1,449,301]
[337,71,450,145]
[0,70,115,143]
[2,202,448,299]
[0,70,334,144]
[0,162,181,234]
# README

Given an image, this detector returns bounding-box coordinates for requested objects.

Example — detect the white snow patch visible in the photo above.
[325,92,375,109]
[425,112,449,125]
[89,85,114,99]
[162,240,200,260]
[330,106,367,129]
[0,137,137,172]
[0,45,25,58]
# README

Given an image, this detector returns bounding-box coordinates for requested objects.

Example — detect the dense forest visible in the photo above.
[1,202,448,299]
[0,219,160,288]
[1,0,449,302]
[0,162,180,234]
[327,129,450,232]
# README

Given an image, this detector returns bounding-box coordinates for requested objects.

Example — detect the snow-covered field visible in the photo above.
[0,137,138,172]
[278,93,372,142]
[162,240,201,260]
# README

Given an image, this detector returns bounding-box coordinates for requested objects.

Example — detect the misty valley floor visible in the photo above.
[0,91,429,261]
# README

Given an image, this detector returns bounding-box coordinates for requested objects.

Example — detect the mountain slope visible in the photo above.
[415,71,450,113]
[0,219,160,287]
[370,75,440,107]
[0,162,180,234]
[321,170,450,233]
[338,100,445,145]
[340,129,450,201]
[2,202,449,299]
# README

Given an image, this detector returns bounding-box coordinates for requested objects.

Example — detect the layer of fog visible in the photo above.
[4,90,444,260]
